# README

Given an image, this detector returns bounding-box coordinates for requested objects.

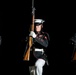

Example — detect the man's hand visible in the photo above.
[29,31,37,38]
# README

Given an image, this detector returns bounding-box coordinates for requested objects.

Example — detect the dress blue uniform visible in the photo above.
[29,19,50,75]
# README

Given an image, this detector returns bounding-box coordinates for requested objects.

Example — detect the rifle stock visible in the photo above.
[23,47,30,61]
[23,21,34,61]
[23,36,33,61]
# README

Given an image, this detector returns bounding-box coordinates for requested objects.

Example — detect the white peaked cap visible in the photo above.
[34,19,45,23]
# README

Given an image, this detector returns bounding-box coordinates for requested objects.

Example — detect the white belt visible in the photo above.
[35,48,44,53]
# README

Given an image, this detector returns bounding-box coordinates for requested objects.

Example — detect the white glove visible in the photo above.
[29,31,37,38]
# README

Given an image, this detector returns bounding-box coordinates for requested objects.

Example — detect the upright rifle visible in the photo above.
[23,0,35,61]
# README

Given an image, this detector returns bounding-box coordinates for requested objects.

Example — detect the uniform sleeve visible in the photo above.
[34,33,50,48]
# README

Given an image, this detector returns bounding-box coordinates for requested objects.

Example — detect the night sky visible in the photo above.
[1,0,76,75]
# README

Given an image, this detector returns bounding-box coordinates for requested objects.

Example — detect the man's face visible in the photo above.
[35,24,42,32]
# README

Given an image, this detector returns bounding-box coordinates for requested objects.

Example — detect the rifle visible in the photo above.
[23,0,35,61]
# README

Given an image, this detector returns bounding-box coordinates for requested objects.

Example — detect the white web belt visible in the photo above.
[35,48,44,53]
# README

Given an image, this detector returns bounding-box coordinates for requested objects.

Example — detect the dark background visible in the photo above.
[1,0,76,75]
